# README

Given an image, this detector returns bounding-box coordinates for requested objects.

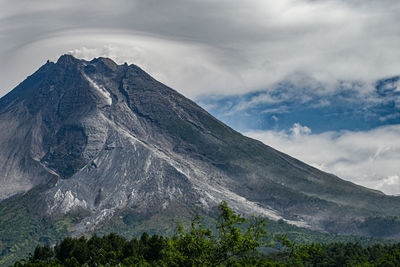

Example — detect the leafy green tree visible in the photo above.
[214,201,272,264]
[163,209,215,266]
[164,201,274,266]
[31,244,53,263]
[20,201,400,266]
[55,236,88,264]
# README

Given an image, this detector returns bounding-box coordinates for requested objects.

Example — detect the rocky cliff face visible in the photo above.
[1,55,400,237]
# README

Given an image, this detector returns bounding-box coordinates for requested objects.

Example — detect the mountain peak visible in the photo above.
[55,55,120,70]
[56,54,80,65]
[90,56,118,67]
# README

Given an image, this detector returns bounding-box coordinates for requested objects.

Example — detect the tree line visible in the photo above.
[12,202,400,266]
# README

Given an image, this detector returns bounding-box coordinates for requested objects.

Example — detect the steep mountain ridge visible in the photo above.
[1,55,400,241]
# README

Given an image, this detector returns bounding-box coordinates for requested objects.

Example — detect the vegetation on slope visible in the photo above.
[11,202,400,266]
[0,182,71,267]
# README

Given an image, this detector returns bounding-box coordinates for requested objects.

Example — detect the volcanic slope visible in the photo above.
[1,55,400,239]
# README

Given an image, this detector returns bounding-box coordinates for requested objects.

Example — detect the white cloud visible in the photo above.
[245,124,400,195]
[1,0,400,98]
[261,106,289,114]
[290,123,312,137]
[375,175,400,196]
[0,30,241,98]
[232,93,286,113]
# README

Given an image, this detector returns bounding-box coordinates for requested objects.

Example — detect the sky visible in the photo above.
[1,0,400,194]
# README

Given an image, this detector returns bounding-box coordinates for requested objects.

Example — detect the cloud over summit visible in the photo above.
[1,0,400,97]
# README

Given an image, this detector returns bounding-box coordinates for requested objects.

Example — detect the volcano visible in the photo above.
[1,55,400,263]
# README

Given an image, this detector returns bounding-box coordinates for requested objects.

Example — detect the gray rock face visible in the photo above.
[2,54,400,235]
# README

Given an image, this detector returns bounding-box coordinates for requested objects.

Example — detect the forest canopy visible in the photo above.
[13,202,400,266]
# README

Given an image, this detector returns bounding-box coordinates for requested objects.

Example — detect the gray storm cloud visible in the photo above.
[1,0,400,97]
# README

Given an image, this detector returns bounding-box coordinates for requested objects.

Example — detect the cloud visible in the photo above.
[0,30,240,98]
[290,123,312,137]
[1,0,400,98]
[245,124,400,195]
[261,106,289,115]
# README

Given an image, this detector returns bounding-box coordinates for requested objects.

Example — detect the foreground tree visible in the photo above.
[164,201,274,266]
[14,202,277,266]
[15,202,400,266]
